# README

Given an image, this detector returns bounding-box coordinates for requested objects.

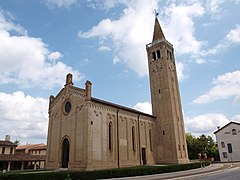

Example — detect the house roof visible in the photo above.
[214,121,240,134]
[92,97,155,118]
[0,154,45,162]
[16,144,46,150]
[52,82,155,119]
[29,144,47,150]
[0,140,17,147]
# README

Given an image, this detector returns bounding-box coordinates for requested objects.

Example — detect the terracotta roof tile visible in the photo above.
[30,144,47,150]
[0,154,46,161]
[0,140,17,147]
[16,143,45,150]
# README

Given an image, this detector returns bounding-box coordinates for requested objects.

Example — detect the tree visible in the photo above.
[186,133,219,160]
[13,139,20,145]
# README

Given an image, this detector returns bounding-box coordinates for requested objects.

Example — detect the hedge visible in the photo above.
[0,161,210,180]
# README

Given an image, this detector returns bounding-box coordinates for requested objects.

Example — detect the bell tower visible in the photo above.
[146,17,189,164]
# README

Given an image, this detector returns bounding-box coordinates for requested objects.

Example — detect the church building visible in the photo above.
[46,17,189,171]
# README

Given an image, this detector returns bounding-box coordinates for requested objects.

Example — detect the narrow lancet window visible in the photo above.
[132,126,135,151]
[149,129,152,151]
[109,122,112,150]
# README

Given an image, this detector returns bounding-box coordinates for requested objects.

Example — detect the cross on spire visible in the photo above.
[154,9,159,18]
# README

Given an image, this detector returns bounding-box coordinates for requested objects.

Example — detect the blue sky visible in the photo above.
[0,0,240,144]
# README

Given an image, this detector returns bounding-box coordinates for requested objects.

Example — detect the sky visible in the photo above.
[0,0,240,144]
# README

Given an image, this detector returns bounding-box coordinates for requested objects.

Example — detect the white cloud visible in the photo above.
[0,11,83,89]
[78,0,205,79]
[0,9,26,35]
[48,51,63,60]
[193,70,240,104]
[185,113,229,137]
[163,3,205,56]
[201,25,240,56]
[113,56,121,64]
[0,91,48,144]
[176,62,186,81]
[196,58,206,64]
[98,46,111,51]
[226,25,240,44]
[44,0,77,8]
[79,0,158,77]
[133,101,152,115]
[232,114,240,122]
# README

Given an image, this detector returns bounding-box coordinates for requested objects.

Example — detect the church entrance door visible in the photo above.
[61,138,70,168]
[141,148,147,165]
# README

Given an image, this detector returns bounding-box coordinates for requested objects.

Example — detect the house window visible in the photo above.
[223,152,228,158]
[232,129,237,135]
[178,144,181,151]
[149,129,152,151]
[132,126,135,151]
[109,122,112,150]
[10,147,13,154]
[2,147,5,154]
[221,142,225,148]
[227,143,233,153]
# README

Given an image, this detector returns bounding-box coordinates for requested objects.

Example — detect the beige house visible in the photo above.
[0,136,46,171]
[17,144,47,169]
[214,122,240,162]
[46,17,189,171]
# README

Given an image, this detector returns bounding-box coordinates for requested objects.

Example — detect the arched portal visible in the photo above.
[61,138,70,168]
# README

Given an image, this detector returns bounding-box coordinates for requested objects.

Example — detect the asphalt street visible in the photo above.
[109,163,240,180]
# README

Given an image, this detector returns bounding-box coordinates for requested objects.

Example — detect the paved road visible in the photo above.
[110,163,240,180]
[190,167,240,180]
[178,163,240,180]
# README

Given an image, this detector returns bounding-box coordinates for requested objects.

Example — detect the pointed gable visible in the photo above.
[152,17,165,42]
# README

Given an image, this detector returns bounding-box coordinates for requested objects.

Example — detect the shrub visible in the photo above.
[0,161,210,180]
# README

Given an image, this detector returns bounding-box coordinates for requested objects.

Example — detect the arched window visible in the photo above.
[109,122,112,150]
[232,129,237,135]
[149,129,152,151]
[221,142,225,148]
[152,52,156,60]
[132,126,135,151]
[157,50,161,59]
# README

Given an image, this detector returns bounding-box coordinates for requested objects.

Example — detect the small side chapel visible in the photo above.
[46,17,189,171]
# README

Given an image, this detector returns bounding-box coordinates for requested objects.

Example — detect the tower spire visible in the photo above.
[152,16,165,42]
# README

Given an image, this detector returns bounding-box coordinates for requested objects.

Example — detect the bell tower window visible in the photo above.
[157,50,161,59]
[152,52,156,60]
[167,50,172,60]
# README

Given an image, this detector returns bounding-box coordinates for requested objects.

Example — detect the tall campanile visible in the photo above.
[146,17,189,164]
